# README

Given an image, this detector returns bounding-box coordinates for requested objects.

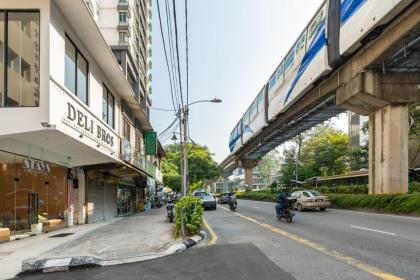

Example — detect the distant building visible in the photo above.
[348,112,368,147]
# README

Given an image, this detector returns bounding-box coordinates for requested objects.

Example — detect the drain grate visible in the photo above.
[48,233,74,238]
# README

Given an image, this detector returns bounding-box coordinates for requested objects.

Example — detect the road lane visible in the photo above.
[205,205,379,280]
[205,201,420,279]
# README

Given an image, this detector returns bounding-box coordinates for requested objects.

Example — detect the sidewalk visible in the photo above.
[0,208,175,279]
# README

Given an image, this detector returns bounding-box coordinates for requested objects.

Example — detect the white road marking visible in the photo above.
[254,206,261,209]
[350,225,396,236]
[331,209,420,221]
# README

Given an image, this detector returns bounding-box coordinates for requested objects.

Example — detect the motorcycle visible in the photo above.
[276,197,297,223]
[166,200,175,223]
[228,198,237,212]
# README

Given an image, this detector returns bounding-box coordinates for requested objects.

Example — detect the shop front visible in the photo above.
[0,150,69,232]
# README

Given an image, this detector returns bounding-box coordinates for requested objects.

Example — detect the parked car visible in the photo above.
[290,190,331,212]
[199,194,217,210]
[219,192,234,204]
[193,191,207,197]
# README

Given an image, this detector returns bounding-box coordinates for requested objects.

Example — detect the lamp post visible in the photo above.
[171,98,222,196]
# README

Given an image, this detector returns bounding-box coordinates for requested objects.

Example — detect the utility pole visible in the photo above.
[183,106,189,195]
[179,106,185,196]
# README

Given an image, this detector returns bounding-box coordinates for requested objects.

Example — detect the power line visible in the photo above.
[156,0,177,111]
[172,0,184,108]
[158,116,178,138]
[165,0,181,109]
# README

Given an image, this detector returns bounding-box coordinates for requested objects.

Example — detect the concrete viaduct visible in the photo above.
[221,2,420,194]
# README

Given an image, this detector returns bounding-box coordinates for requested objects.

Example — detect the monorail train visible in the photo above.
[229,0,413,154]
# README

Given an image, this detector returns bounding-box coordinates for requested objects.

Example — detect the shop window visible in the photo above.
[0,151,68,231]
[65,35,89,105]
[123,117,131,142]
[0,11,40,107]
[102,85,115,128]
[135,132,142,154]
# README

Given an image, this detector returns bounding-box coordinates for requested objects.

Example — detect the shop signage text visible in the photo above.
[64,102,115,148]
[23,158,51,173]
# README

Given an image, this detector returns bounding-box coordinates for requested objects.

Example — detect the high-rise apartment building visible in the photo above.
[86,0,152,119]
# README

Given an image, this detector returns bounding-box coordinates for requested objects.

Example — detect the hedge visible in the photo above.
[236,191,420,215]
[174,196,203,235]
[328,194,420,214]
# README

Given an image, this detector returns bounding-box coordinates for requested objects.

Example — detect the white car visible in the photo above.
[290,190,331,212]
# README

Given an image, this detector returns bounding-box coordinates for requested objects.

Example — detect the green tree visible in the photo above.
[280,124,350,184]
[257,150,281,186]
[161,143,221,193]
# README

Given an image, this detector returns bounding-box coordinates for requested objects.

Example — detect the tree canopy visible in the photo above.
[161,143,221,193]
[280,124,351,186]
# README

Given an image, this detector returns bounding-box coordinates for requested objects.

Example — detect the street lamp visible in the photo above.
[177,98,222,196]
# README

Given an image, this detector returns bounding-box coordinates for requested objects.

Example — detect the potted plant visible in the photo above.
[0,221,11,243]
[30,213,48,234]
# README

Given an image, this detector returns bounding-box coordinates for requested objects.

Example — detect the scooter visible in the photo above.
[228,199,237,212]
[166,200,175,223]
[276,197,297,223]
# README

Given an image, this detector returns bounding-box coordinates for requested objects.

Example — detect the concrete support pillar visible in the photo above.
[369,105,409,194]
[245,168,254,190]
[77,168,86,224]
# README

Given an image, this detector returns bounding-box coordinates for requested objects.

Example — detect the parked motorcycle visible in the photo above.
[166,200,175,223]
[276,197,297,223]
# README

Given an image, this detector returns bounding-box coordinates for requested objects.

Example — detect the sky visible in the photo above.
[151,0,347,163]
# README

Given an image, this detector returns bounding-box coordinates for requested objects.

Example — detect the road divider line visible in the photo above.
[219,206,402,280]
[203,218,217,245]
[350,225,396,236]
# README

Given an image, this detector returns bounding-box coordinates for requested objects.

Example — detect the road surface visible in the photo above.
[205,199,420,280]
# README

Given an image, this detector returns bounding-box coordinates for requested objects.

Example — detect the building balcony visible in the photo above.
[117,21,129,31]
[120,140,157,178]
[117,0,129,11]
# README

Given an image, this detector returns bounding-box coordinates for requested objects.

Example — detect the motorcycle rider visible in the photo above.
[275,188,288,217]
[228,192,237,209]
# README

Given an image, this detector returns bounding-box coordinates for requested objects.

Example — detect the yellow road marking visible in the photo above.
[203,218,218,245]
[219,206,402,280]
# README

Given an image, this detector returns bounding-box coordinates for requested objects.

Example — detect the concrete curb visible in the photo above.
[20,230,206,275]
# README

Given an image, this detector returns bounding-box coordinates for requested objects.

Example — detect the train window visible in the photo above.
[285,48,295,70]
[296,31,307,52]
[243,110,250,126]
[269,75,276,90]
[257,90,264,112]
[250,100,257,120]
[276,62,284,81]
[308,7,324,40]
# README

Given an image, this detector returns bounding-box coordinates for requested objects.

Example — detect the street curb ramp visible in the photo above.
[20,230,206,275]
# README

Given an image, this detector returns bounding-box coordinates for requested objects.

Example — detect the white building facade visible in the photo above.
[0,0,162,232]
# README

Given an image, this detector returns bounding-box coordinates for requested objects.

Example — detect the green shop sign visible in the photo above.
[145,131,157,155]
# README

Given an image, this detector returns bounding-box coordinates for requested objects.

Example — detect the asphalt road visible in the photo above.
[16,243,294,280]
[205,200,420,280]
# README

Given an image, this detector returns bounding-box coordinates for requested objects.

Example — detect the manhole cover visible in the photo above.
[0,252,13,256]
[48,233,74,238]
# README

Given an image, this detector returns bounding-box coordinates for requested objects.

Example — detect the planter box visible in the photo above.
[0,227,11,243]
[31,223,43,234]
[43,219,64,232]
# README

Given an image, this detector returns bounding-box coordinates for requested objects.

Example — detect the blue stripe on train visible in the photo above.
[229,134,242,152]
[283,20,327,105]
[340,0,367,25]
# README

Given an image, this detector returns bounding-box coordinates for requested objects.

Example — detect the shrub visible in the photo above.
[174,196,203,235]
[409,181,420,193]
[314,185,368,194]
[328,194,420,214]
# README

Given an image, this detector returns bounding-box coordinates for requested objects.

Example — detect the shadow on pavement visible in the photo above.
[16,243,295,280]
